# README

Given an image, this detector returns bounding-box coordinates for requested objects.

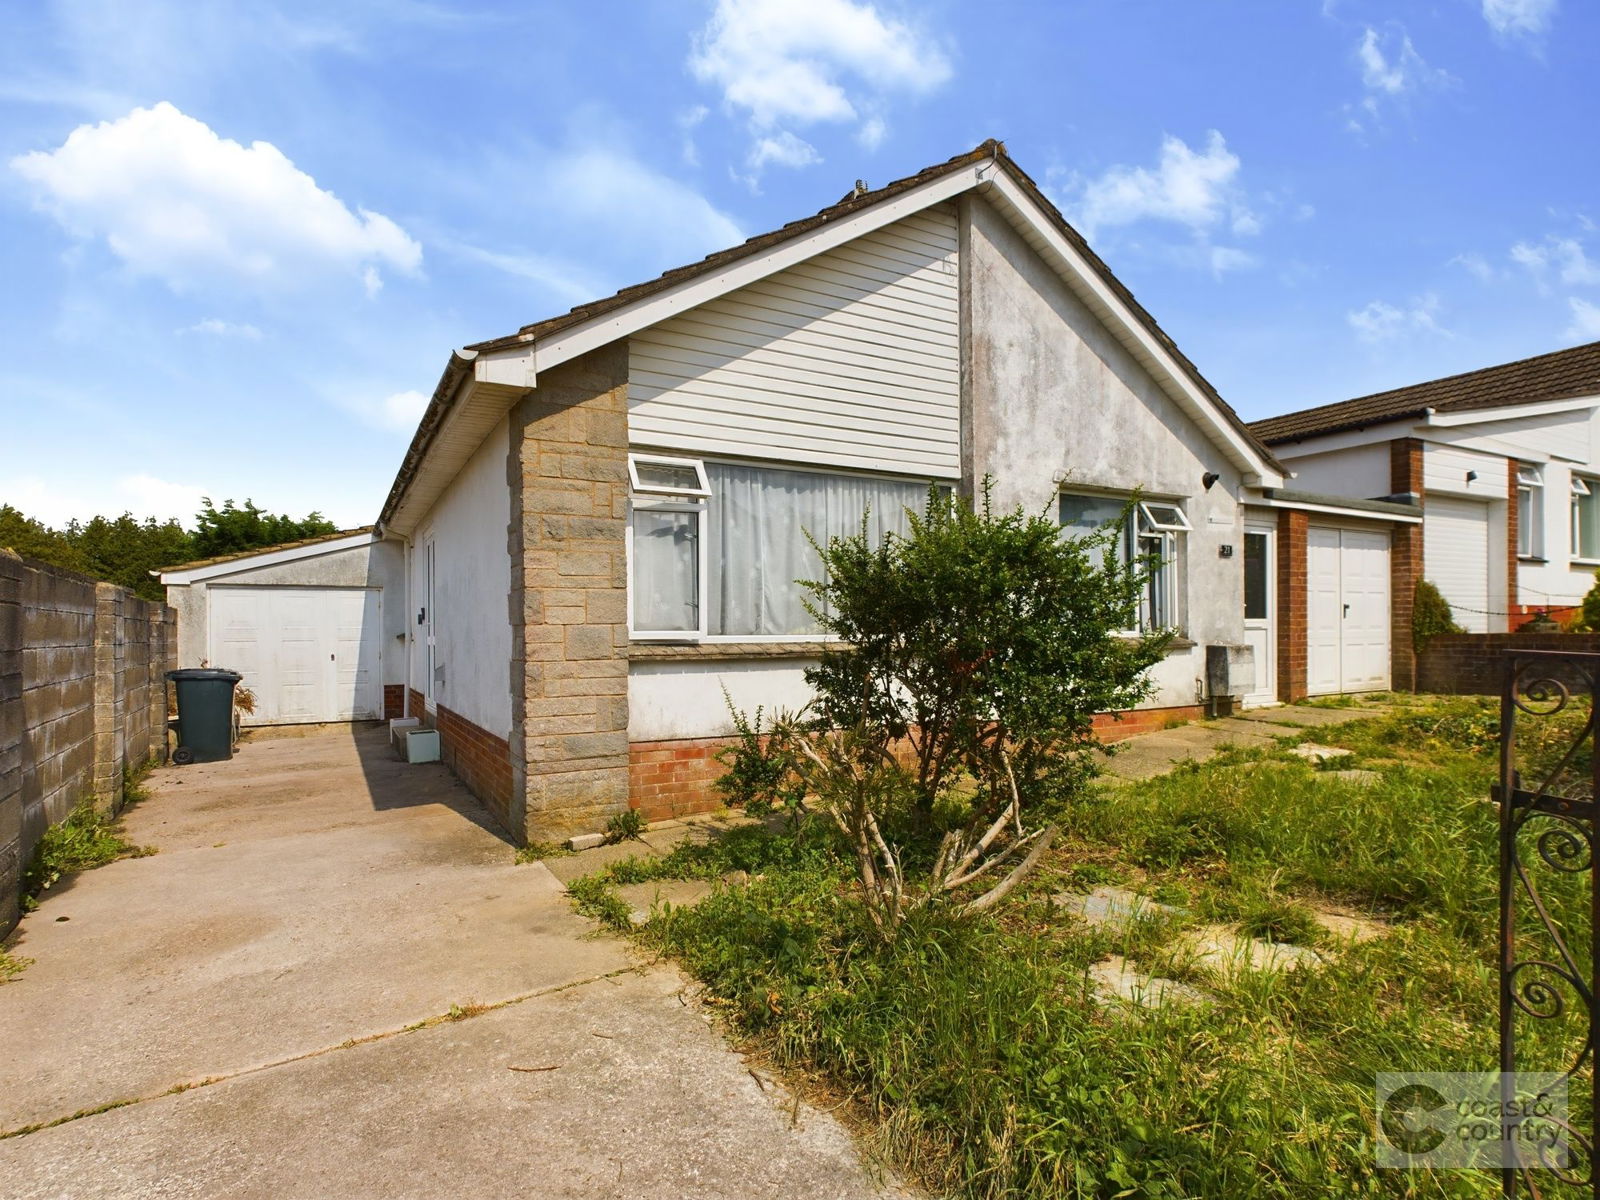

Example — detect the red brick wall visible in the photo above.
[383,684,404,720]
[1276,509,1308,702]
[408,687,425,722]
[1417,633,1600,694]
[626,704,1210,822]
[1389,438,1426,692]
[435,703,515,834]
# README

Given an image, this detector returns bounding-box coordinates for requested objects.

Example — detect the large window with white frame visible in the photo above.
[1517,465,1545,560]
[1574,474,1600,562]
[626,453,934,640]
[1058,492,1190,631]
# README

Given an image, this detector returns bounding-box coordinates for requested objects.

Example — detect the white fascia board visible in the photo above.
[507,163,991,379]
[1244,495,1422,524]
[473,351,531,389]
[1424,394,1600,427]
[978,171,1284,489]
[1265,419,1417,458]
[158,532,376,585]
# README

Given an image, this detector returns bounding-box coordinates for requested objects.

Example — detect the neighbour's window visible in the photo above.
[627,453,932,639]
[1517,465,1544,560]
[1059,493,1189,630]
[1573,475,1600,561]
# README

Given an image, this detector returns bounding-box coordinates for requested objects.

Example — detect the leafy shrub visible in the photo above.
[1573,567,1600,632]
[778,481,1169,939]
[713,699,805,817]
[1412,579,1463,650]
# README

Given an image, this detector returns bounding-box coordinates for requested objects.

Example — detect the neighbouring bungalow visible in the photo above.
[1250,341,1600,635]
[162,141,1420,843]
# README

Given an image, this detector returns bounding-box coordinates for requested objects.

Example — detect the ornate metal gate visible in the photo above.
[1499,649,1599,1196]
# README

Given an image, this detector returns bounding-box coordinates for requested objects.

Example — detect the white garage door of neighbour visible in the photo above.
[1424,496,1492,634]
[1307,527,1391,695]
[209,587,382,724]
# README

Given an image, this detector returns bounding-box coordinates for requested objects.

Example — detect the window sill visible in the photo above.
[629,641,834,661]
[1114,634,1195,654]
[1573,558,1600,568]
[1519,556,1549,564]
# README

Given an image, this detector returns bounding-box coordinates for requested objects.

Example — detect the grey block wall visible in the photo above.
[0,551,175,934]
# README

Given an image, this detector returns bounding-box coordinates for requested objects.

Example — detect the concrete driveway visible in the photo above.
[0,726,894,1199]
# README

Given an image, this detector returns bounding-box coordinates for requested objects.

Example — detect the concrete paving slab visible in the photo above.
[1235,706,1383,729]
[1288,743,1356,765]
[0,967,901,1200]
[1180,925,1323,974]
[541,840,663,885]
[617,878,715,926]
[1087,956,1208,1010]
[1202,717,1294,744]
[1053,885,1180,933]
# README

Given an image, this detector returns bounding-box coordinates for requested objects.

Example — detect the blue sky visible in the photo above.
[1,0,1594,528]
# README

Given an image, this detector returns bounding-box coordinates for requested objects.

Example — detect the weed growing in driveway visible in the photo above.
[513,840,572,864]
[0,947,32,983]
[570,699,1589,1198]
[21,798,154,911]
[603,809,646,844]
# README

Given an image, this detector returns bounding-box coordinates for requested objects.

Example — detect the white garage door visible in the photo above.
[209,587,382,724]
[1424,496,1492,634]
[1308,527,1391,695]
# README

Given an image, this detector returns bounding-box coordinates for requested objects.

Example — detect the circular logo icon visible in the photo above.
[1382,1083,1450,1155]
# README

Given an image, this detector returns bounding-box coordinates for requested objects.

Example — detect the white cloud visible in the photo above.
[1347,27,1453,132]
[689,0,950,167]
[1511,236,1600,286]
[1208,246,1258,274]
[678,105,709,165]
[1482,0,1557,37]
[338,389,430,435]
[179,318,263,339]
[554,146,744,259]
[857,115,888,150]
[2,471,206,526]
[748,131,822,170]
[441,240,600,306]
[1347,294,1452,343]
[11,102,422,294]
[1567,297,1600,342]
[1072,131,1258,239]
[1450,252,1498,282]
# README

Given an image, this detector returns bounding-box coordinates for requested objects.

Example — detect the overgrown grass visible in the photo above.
[571,697,1589,1198]
[0,947,31,983]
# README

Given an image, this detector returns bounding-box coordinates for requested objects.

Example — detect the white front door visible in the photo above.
[1307,527,1392,696]
[1425,496,1492,633]
[1242,525,1276,705]
[209,587,383,724]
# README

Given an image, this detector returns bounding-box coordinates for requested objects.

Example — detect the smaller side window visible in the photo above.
[1573,475,1600,561]
[628,454,708,639]
[1517,465,1544,560]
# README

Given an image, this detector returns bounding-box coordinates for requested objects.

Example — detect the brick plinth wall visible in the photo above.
[1418,633,1600,695]
[1390,438,1426,691]
[627,704,1213,822]
[383,684,404,720]
[508,345,631,843]
[1276,509,1308,702]
[408,688,426,721]
[436,704,514,832]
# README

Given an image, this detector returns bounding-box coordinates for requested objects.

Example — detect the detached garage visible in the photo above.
[159,529,406,726]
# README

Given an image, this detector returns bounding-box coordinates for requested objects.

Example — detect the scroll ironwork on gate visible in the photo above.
[1498,649,1600,1197]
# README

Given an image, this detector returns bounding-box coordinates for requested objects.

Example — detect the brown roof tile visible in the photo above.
[1250,340,1600,444]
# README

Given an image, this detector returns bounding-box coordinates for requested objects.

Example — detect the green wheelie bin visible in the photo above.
[166,668,242,764]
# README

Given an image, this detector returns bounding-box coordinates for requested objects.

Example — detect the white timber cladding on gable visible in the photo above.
[1424,442,1507,500]
[626,206,961,477]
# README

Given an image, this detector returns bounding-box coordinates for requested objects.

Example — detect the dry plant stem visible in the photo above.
[961,824,1059,914]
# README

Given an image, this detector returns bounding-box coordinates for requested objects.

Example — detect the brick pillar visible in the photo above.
[507,344,631,842]
[1390,438,1425,691]
[0,552,23,933]
[1276,508,1308,702]
[1507,460,1522,623]
[91,582,125,811]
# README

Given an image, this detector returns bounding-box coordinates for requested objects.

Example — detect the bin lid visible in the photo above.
[166,668,243,683]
